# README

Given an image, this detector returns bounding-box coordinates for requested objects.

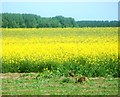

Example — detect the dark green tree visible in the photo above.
[1,13,119,28]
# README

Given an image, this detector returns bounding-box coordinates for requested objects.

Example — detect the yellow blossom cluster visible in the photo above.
[1,28,118,66]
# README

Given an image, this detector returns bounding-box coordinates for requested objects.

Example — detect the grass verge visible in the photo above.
[1,73,119,95]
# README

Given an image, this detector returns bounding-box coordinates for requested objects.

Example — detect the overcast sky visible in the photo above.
[2,2,118,21]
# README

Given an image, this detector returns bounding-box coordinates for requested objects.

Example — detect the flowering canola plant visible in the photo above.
[1,28,118,76]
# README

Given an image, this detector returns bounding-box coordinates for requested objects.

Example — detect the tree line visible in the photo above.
[1,13,119,28]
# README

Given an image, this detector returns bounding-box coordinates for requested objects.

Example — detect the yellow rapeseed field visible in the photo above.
[1,28,118,76]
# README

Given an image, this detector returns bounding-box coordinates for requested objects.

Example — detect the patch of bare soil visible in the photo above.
[0,73,21,79]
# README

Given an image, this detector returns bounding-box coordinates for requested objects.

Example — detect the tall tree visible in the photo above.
[1,13,119,28]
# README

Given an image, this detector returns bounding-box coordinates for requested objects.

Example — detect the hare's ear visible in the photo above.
[68,71,74,77]
[85,77,89,81]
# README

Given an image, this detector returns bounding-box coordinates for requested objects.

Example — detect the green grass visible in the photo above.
[1,73,119,95]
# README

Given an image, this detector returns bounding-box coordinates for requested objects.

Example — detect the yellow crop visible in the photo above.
[2,28,118,62]
[1,28,118,75]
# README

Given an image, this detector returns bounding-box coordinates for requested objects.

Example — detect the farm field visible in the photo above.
[1,27,119,95]
[1,28,119,77]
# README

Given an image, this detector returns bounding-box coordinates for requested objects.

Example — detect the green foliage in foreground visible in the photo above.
[2,57,119,77]
[2,73,119,95]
